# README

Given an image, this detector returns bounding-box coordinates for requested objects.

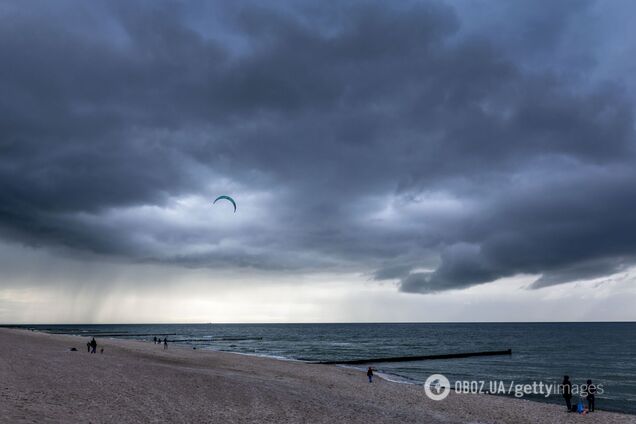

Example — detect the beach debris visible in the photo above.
[213,195,237,213]
[69,347,78,351]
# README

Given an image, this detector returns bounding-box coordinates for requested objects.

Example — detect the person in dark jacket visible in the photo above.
[367,367,374,383]
[586,379,596,412]
[561,375,573,411]
[90,337,97,354]
[163,337,168,350]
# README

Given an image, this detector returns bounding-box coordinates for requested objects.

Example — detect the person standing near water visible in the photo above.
[367,367,374,383]
[561,375,573,411]
[586,379,596,412]
[153,336,157,344]
[90,337,97,354]
[163,337,168,350]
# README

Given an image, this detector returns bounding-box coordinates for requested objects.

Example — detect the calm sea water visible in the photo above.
[22,322,636,414]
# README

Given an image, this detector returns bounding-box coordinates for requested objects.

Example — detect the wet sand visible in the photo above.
[1,328,634,423]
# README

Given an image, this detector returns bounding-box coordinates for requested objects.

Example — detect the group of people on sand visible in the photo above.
[562,375,596,414]
[86,337,103,354]
[153,336,168,349]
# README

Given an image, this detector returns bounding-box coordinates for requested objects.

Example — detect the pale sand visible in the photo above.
[1,328,634,424]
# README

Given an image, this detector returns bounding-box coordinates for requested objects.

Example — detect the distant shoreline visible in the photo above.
[10,324,636,416]
[1,327,634,423]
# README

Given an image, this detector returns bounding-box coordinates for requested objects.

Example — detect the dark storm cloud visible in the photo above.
[1,0,635,291]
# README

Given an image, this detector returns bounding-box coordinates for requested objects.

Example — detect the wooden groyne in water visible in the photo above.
[172,337,264,342]
[71,334,262,341]
[85,333,177,337]
[316,348,512,365]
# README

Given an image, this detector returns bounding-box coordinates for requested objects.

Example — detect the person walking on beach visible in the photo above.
[86,341,91,353]
[561,375,573,412]
[153,336,157,344]
[367,367,374,383]
[586,379,596,412]
[163,337,168,350]
[90,337,97,354]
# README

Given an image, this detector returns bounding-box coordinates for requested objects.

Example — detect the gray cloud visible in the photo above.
[1,0,636,292]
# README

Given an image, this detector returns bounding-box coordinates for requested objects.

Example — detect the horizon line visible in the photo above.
[2,320,635,326]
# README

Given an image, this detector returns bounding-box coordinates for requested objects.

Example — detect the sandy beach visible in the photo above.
[0,328,634,424]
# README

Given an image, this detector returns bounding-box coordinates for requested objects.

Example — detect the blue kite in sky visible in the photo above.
[213,195,237,213]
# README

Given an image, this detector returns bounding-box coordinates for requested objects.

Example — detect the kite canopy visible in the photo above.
[213,195,237,213]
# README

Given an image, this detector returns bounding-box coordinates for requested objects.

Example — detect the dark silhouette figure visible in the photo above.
[90,337,97,354]
[100,348,104,354]
[586,379,596,412]
[153,336,157,344]
[561,375,573,412]
[86,342,91,353]
[367,367,374,383]
[163,337,168,350]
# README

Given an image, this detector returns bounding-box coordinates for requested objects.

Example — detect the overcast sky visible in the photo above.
[2,0,636,323]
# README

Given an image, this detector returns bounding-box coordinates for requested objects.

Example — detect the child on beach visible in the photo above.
[367,367,374,383]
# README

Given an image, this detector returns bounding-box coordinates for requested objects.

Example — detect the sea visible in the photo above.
[18,322,636,415]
